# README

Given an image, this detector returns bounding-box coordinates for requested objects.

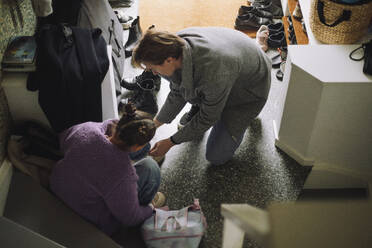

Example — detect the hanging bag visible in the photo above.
[310,0,372,44]
[141,199,207,248]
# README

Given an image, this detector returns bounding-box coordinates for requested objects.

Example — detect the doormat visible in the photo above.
[139,0,257,37]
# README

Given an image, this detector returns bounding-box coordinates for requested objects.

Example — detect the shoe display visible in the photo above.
[235,13,272,30]
[238,5,273,18]
[125,16,142,57]
[268,31,286,48]
[152,192,166,208]
[253,1,283,18]
[255,25,269,52]
[121,70,161,92]
[178,105,200,129]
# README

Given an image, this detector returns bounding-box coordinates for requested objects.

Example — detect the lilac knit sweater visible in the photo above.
[49,120,153,235]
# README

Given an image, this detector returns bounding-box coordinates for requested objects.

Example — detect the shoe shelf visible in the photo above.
[287,0,308,45]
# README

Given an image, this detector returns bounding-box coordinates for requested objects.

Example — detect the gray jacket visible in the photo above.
[156,27,271,144]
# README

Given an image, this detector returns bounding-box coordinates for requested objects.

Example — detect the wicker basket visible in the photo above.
[310,0,372,44]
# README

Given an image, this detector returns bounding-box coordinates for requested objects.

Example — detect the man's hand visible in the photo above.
[149,138,175,157]
[153,118,163,128]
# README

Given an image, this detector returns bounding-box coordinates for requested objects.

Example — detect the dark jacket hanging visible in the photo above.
[27,24,109,133]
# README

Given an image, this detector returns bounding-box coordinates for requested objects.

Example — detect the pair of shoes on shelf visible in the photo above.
[267,22,286,48]
[238,5,273,18]
[251,0,283,19]
[235,3,274,31]
[152,192,166,208]
[177,104,200,130]
[119,70,160,117]
[235,12,272,30]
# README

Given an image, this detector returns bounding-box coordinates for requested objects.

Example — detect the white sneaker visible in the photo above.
[256,25,269,52]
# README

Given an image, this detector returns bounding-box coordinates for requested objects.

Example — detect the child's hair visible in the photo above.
[114,103,156,149]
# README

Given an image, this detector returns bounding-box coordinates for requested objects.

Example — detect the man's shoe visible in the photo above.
[178,105,200,130]
[121,70,161,92]
[152,192,166,208]
[235,13,272,30]
[238,6,273,18]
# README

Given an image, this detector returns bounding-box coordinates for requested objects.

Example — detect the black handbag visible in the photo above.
[349,40,372,75]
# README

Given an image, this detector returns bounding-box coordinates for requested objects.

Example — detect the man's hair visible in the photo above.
[113,103,156,150]
[132,28,185,68]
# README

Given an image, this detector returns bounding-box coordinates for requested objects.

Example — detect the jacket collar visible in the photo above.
[179,41,195,101]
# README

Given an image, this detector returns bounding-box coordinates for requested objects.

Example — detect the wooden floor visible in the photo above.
[139,0,257,37]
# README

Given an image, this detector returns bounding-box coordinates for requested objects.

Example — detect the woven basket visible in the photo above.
[310,0,372,44]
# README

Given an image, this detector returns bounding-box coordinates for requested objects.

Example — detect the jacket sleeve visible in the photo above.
[104,177,153,227]
[155,82,187,124]
[171,73,235,144]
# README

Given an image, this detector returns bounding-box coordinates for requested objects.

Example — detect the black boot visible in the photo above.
[119,77,158,117]
[127,90,158,117]
[121,70,161,92]
[125,16,142,57]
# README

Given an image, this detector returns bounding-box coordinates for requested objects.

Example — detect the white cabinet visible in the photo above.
[275,0,372,189]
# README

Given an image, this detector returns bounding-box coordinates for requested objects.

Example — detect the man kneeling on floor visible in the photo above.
[132,26,272,165]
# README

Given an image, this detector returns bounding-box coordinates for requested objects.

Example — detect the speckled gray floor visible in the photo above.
[124,52,311,247]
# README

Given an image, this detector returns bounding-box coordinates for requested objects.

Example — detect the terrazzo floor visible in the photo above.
[123,53,312,247]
